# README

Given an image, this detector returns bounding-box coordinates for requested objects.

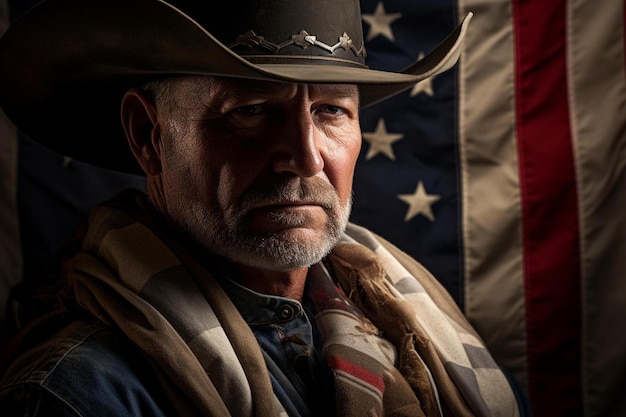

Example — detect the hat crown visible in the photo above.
[169,0,367,67]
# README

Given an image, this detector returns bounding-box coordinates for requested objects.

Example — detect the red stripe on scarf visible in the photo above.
[327,355,385,393]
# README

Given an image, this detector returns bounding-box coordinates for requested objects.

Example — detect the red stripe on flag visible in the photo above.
[327,355,385,393]
[512,0,583,415]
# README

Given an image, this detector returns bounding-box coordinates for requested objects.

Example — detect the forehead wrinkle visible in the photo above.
[216,79,296,101]
[173,77,360,117]
[213,78,358,102]
[192,79,284,115]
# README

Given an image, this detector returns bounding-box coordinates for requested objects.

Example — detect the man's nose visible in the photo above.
[272,112,324,177]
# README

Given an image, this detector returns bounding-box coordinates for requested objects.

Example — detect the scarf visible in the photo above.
[60,190,518,416]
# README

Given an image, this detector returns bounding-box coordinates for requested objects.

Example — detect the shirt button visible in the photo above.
[277,304,298,321]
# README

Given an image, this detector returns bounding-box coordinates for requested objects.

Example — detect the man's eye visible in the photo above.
[234,104,265,116]
[319,105,346,115]
[226,103,272,129]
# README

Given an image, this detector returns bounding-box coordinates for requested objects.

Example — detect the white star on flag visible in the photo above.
[410,53,435,97]
[362,118,403,160]
[361,2,402,41]
[398,181,441,222]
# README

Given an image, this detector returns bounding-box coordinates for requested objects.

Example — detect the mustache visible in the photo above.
[237,177,339,213]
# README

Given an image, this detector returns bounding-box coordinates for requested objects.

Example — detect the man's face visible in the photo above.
[152,76,361,271]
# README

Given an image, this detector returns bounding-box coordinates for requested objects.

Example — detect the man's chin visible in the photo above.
[262,226,328,243]
[223,232,336,271]
[244,207,329,235]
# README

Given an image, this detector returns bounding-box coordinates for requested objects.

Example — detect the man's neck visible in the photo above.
[232,263,309,301]
[173,227,311,301]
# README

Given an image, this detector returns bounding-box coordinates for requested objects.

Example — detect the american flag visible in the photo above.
[353,0,626,416]
[1,0,625,416]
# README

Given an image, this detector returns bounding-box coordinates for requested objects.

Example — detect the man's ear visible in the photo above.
[121,88,162,176]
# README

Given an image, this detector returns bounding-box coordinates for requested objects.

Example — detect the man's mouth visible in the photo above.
[245,202,328,232]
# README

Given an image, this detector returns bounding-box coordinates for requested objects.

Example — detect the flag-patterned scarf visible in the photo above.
[62,190,518,416]
[328,227,520,416]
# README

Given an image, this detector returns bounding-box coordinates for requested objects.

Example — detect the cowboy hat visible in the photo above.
[0,0,472,174]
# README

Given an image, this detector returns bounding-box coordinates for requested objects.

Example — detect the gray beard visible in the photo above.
[171,178,351,271]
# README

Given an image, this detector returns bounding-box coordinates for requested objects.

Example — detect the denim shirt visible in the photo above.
[219,278,336,417]
[0,286,337,417]
[0,319,175,417]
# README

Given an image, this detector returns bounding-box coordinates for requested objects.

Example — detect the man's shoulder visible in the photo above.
[0,319,171,417]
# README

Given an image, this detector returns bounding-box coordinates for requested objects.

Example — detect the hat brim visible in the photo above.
[0,0,472,173]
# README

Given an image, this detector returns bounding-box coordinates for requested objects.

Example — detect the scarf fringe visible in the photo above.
[329,243,441,416]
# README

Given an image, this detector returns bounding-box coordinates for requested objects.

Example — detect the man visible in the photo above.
[0,0,525,415]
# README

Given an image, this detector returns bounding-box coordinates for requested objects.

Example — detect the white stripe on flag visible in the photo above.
[567,0,626,415]
[457,0,528,390]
